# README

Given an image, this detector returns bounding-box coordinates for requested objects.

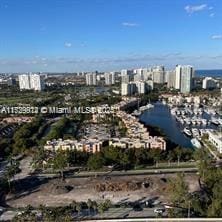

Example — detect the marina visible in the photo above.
[140,102,221,149]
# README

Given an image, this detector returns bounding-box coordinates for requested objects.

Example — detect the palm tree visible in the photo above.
[175,146,182,166]
[76,202,82,216]
[52,151,67,180]
[167,151,174,166]
[92,201,98,215]
[87,199,93,215]
[70,200,77,211]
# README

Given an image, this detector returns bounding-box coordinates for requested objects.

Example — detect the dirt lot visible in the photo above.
[6,173,200,208]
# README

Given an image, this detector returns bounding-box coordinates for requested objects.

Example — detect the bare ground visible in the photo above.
[6,173,200,208]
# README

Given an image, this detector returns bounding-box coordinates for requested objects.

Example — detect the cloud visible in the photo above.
[1,53,222,72]
[121,22,139,27]
[184,4,207,14]
[209,13,215,17]
[64,42,72,48]
[211,35,222,40]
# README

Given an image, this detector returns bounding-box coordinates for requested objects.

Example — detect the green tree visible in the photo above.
[87,199,93,215]
[175,146,183,166]
[167,173,189,207]
[97,199,111,213]
[87,153,104,170]
[150,149,162,167]
[167,150,175,166]
[52,151,67,180]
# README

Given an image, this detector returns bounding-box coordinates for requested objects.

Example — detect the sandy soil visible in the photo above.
[6,173,200,208]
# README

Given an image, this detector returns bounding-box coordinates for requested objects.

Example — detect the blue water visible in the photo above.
[140,103,193,148]
[195,70,222,77]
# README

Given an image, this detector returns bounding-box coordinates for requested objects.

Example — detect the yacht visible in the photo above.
[162,100,167,105]
[191,120,197,125]
[211,118,220,126]
[183,127,192,137]
[132,110,142,116]
[146,103,154,109]
[139,106,148,112]
[191,128,200,138]
[191,138,202,149]
[202,119,207,126]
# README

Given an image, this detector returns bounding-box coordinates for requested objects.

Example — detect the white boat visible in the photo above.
[180,119,185,125]
[211,118,220,126]
[162,100,167,105]
[191,138,202,149]
[146,103,154,109]
[183,127,192,137]
[191,128,200,138]
[191,120,196,125]
[202,119,207,125]
[132,110,141,116]
[194,110,198,115]
[139,106,148,112]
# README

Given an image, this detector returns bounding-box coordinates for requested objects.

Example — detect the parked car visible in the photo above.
[154,207,165,214]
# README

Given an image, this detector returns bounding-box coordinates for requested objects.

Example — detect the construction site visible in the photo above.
[5,173,199,208]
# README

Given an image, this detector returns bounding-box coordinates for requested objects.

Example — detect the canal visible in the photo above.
[140,102,193,148]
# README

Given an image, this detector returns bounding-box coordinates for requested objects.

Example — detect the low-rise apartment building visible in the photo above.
[208,131,222,153]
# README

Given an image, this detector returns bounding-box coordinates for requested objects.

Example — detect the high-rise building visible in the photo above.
[121,83,129,96]
[175,65,182,90]
[133,74,142,82]
[202,77,217,89]
[30,74,45,91]
[152,66,165,84]
[19,73,45,91]
[121,82,136,96]
[121,69,133,76]
[135,81,145,94]
[19,74,31,90]
[166,70,176,88]
[180,65,194,94]
[104,72,115,85]
[146,80,154,91]
[121,69,133,83]
[86,73,97,85]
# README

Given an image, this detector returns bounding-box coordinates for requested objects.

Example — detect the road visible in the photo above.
[36,166,198,179]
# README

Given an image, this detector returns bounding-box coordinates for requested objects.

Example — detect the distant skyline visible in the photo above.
[0,0,222,72]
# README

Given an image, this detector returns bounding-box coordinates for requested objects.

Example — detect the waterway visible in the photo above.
[140,102,220,148]
[140,103,193,148]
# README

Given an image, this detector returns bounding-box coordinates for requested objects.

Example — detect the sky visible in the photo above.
[0,0,222,72]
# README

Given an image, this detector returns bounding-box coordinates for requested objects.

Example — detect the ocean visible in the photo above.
[195,70,222,77]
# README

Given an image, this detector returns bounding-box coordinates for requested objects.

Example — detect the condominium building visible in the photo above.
[166,70,176,88]
[135,81,145,94]
[202,77,217,89]
[30,74,45,91]
[146,80,154,91]
[121,69,134,83]
[44,138,103,153]
[19,73,45,91]
[121,82,136,96]
[104,72,115,85]
[208,131,222,153]
[152,66,165,84]
[86,73,97,85]
[18,74,31,90]
[180,65,194,94]
[175,65,182,90]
